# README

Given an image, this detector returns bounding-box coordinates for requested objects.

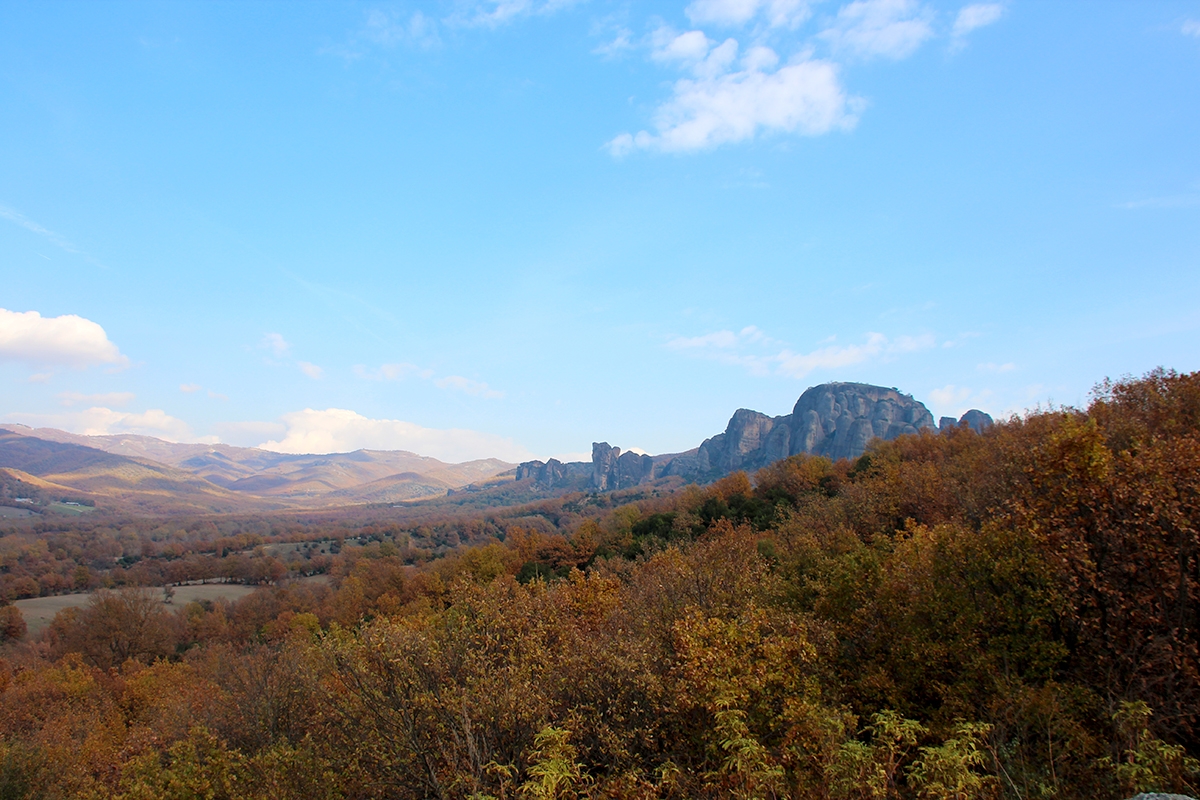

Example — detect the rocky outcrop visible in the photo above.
[592,442,654,491]
[960,409,994,433]
[663,382,938,481]
[939,409,995,434]
[523,383,991,493]
[513,458,590,490]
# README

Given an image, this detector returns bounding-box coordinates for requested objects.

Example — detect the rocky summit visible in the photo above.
[515,382,995,493]
[660,382,938,480]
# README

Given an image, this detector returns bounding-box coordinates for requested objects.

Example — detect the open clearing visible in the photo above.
[14,583,259,635]
[0,507,34,519]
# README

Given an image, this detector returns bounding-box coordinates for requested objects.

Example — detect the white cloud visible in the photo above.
[3,407,206,442]
[180,383,202,393]
[651,28,722,69]
[686,0,812,29]
[258,408,534,463]
[434,375,505,399]
[298,361,324,380]
[952,3,1005,38]
[609,44,859,154]
[57,391,135,408]
[0,308,127,369]
[669,328,935,378]
[1182,19,1200,37]
[261,333,290,357]
[820,0,934,60]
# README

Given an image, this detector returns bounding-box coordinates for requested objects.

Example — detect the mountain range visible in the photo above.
[0,425,514,514]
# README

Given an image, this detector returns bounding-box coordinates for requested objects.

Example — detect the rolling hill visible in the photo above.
[0,425,516,514]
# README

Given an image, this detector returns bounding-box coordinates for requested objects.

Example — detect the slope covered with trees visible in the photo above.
[0,369,1196,799]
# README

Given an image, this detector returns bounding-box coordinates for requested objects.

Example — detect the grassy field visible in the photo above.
[14,583,259,635]
[0,507,34,519]
[45,502,94,515]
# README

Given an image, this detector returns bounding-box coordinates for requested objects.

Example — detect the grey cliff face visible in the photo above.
[667,383,939,481]
[788,383,936,462]
[514,458,591,490]
[591,442,653,491]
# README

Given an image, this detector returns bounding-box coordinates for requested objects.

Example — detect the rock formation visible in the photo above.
[518,383,993,493]
[591,442,654,491]
[661,382,938,481]
[939,409,995,434]
[513,458,590,490]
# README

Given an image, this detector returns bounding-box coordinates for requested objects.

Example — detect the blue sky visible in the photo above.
[2,0,1199,463]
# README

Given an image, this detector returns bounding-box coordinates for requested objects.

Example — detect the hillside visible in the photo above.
[0,425,516,513]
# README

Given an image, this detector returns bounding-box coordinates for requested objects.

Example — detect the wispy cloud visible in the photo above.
[1116,193,1200,210]
[434,375,505,399]
[261,332,290,357]
[952,3,1005,38]
[819,0,935,60]
[669,327,935,378]
[1183,19,1200,37]
[686,0,813,30]
[298,361,324,380]
[0,308,128,369]
[355,361,505,399]
[447,0,583,28]
[669,325,773,349]
[0,206,101,265]
[180,383,202,393]
[592,22,634,57]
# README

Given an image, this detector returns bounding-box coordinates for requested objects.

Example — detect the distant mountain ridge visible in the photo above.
[0,425,515,513]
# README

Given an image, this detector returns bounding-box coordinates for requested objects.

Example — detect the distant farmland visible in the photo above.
[14,583,259,635]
